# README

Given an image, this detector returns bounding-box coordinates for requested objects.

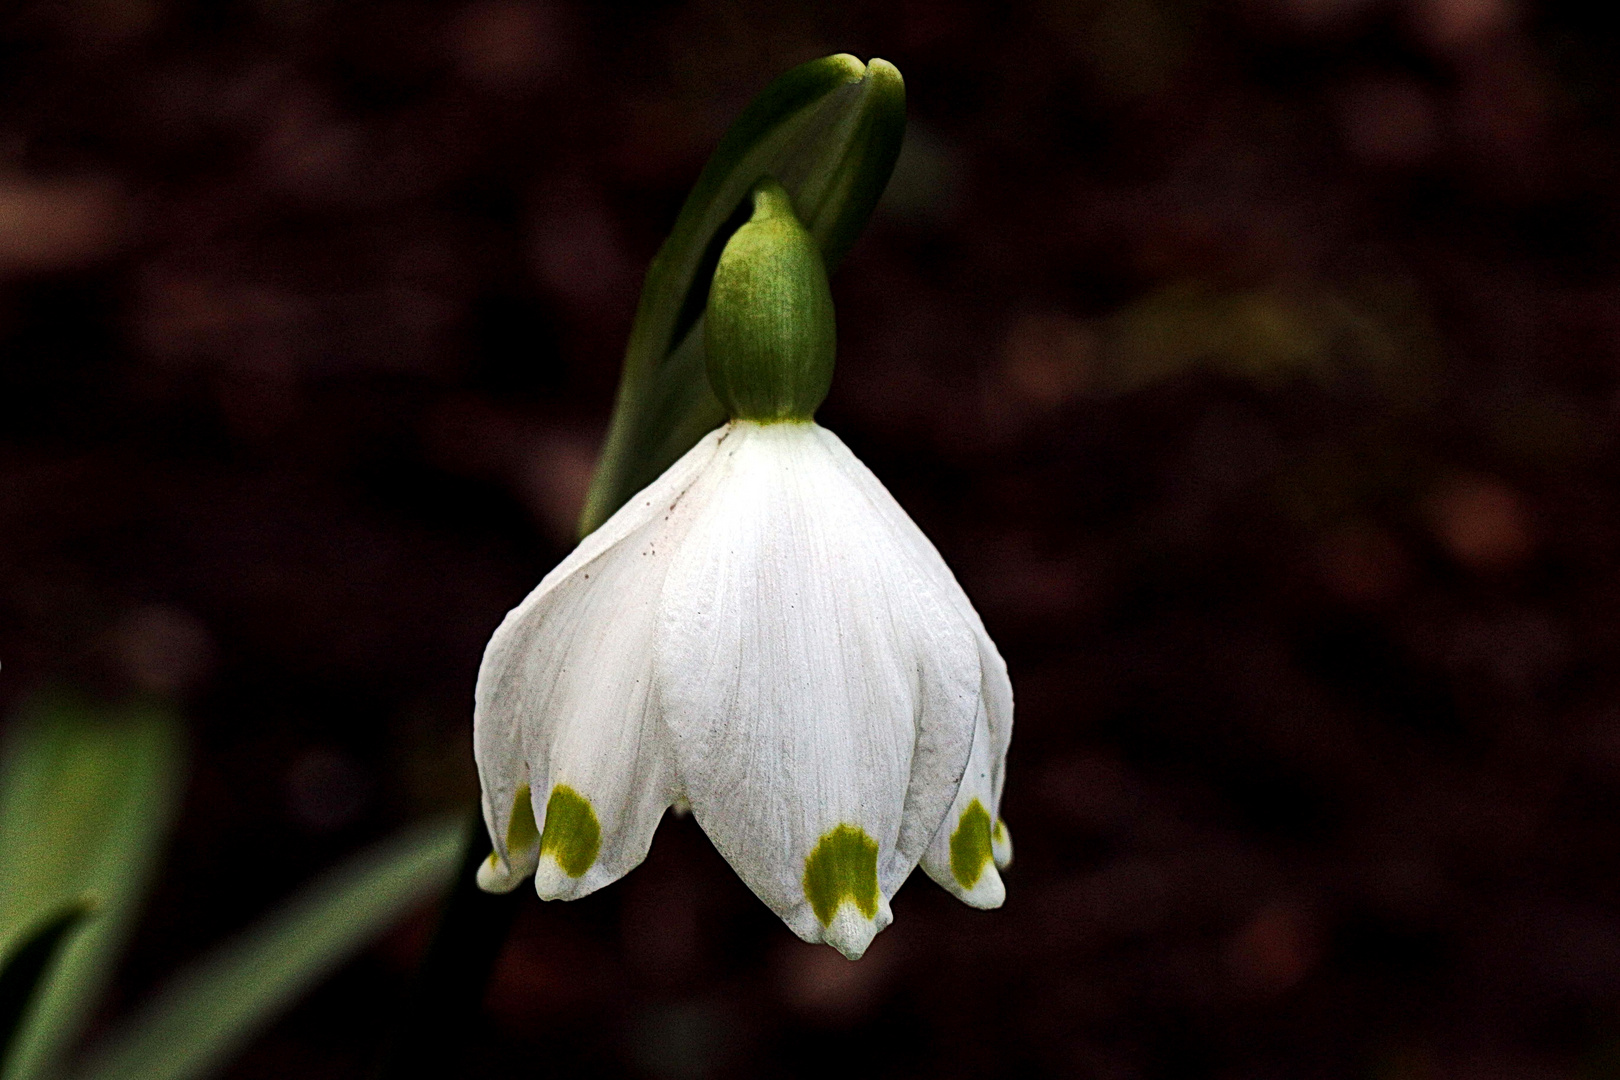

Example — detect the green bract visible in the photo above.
[577,54,905,535]
[705,179,835,422]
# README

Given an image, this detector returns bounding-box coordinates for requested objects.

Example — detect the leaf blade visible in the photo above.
[68,814,465,1080]
[0,694,185,1080]
[0,902,95,1079]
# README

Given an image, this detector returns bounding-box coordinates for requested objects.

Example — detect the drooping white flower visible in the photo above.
[472,178,1012,959]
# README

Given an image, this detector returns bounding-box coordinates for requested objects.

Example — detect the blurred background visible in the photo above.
[2,0,1618,1076]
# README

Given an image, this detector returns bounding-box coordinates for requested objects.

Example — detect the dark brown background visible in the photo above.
[3,0,1620,1076]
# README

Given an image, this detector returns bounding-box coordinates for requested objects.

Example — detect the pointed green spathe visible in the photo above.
[705,178,835,422]
[578,54,905,536]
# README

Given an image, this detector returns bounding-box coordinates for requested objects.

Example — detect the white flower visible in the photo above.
[473,418,1012,959]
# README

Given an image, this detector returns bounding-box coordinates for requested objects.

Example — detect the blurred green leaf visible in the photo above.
[0,902,95,1077]
[578,52,905,536]
[1099,282,1332,392]
[1097,277,1440,402]
[0,694,184,1080]
[68,813,464,1080]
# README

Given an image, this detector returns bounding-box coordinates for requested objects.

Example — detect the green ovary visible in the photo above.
[950,799,994,889]
[540,784,601,878]
[803,824,880,926]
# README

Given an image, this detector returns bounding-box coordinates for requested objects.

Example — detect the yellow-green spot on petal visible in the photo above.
[950,799,994,889]
[803,824,879,926]
[540,784,601,878]
[992,818,1007,846]
[506,784,539,853]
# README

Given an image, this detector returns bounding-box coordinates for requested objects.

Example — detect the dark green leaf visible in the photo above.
[68,814,464,1080]
[0,902,94,1079]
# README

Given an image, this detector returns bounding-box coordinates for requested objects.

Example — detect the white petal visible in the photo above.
[992,815,1013,870]
[810,425,1015,885]
[920,698,1006,908]
[474,786,536,894]
[655,422,981,958]
[473,424,729,898]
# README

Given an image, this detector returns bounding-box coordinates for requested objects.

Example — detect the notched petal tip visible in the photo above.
[955,863,1006,910]
[531,856,572,900]
[530,783,605,900]
[476,784,540,894]
[473,854,524,893]
[992,817,1013,871]
[924,797,1009,910]
[824,901,888,960]
[795,823,895,959]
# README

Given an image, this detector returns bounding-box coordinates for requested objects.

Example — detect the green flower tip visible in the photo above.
[704,176,836,423]
[540,784,600,878]
[949,799,994,889]
[803,823,879,926]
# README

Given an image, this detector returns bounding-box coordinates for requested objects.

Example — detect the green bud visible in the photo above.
[704,178,836,423]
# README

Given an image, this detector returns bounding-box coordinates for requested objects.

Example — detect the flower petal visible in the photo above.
[655,422,981,958]
[475,783,538,893]
[474,425,730,898]
[921,699,1006,908]
[809,425,1015,895]
[991,814,1013,871]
